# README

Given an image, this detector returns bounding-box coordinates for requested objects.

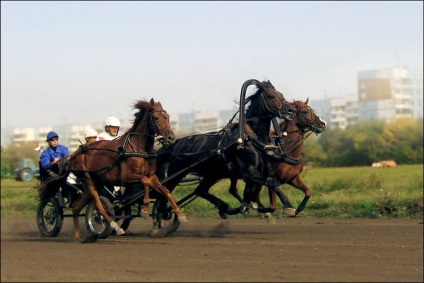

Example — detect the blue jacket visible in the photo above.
[40,145,69,170]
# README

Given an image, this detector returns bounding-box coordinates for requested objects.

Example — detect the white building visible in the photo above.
[311,67,423,129]
[357,67,423,123]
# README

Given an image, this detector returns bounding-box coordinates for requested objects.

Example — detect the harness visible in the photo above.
[69,108,169,174]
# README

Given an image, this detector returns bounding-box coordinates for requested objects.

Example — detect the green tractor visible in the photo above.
[14,158,40,182]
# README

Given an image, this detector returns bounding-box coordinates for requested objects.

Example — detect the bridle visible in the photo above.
[259,87,285,118]
[295,104,323,133]
[148,109,170,139]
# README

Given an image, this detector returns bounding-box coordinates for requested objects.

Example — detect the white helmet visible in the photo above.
[85,129,98,139]
[105,116,121,127]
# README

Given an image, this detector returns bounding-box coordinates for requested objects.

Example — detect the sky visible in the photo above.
[1,1,423,129]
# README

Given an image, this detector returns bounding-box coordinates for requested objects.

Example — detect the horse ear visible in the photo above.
[305,97,309,105]
[150,98,155,105]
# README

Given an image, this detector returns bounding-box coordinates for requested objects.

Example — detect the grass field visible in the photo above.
[1,164,422,218]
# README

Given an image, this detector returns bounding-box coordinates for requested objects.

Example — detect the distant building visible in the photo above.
[357,67,423,123]
[1,109,238,152]
[310,67,423,129]
[2,67,422,148]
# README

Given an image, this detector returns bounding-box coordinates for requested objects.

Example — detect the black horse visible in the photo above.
[155,80,294,226]
[228,99,327,220]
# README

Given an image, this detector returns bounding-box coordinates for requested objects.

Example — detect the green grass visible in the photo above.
[1,165,423,219]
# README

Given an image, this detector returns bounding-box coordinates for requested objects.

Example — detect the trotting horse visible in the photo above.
[155,80,294,228]
[38,98,187,242]
[228,99,327,219]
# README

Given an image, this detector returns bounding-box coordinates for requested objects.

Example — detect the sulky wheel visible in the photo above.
[36,197,64,237]
[85,196,114,239]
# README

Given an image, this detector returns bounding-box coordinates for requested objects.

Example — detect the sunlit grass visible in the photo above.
[1,165,422,218]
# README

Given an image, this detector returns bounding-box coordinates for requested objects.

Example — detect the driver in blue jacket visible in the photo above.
[40,131,69,179]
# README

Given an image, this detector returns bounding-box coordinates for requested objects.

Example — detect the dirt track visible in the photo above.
[1,217,423,282]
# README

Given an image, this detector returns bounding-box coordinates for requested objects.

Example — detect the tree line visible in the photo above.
[1,117,423,178]
[303,117,423,167]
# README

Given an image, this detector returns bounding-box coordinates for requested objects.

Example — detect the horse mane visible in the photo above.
[240,80,276,115]
[260,80,274,90]
[126,99,155,133]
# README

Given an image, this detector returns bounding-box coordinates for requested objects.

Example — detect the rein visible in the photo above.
[69,109,169,174]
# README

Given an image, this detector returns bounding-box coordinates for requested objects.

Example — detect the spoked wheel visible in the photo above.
[85,196,114,239]
[36,197,64,237]
[151,199,180,237]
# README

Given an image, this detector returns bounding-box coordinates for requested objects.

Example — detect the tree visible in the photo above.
[383,118,424,164]
[1,142,40,178]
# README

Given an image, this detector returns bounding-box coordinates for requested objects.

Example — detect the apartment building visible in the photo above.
[310,67,423,129]
[357,67,423,123]
[3,67,421,148]
[1,109,237,152]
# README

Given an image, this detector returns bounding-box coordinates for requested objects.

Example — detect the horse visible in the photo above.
[155,80,294,227]
[38,98,186,242]
[228,99,327,219]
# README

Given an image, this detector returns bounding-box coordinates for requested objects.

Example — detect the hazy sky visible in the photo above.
[1,1,423,128]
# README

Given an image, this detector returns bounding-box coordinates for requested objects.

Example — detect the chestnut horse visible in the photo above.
[39,99,186,242]
[230,99,327,218]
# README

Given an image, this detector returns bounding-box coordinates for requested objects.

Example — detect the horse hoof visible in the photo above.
[284,208,297,217]
[265,213,276,224]
[219,210,228,219]
[141,212,150,219]
[150,228,167,238]
[177,215,188,223]
[251,202,259,210]
[116,228,126,236]
[80,234,98,243]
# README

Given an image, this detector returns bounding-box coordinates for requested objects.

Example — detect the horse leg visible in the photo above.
[268,182,297,217]
[71,192,91,242]
[139,177,151,218]
[254,188,277,224]
[86,182,125,236]
[228,177,243,203]
[287,176,312,215]
[150,175,188,223]
[195,177,232,219]
[254,187,277,213]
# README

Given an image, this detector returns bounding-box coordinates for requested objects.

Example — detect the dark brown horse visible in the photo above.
[155,80,294,228]
[229,99,327,219]
[39,99,186,242]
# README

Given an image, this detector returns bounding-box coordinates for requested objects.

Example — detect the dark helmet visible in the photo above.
[46,131,59,141]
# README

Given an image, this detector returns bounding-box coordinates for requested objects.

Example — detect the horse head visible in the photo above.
[148,98,175,145]
[255,80,287,118]
[291,99,327,134]
[132,98,175,145]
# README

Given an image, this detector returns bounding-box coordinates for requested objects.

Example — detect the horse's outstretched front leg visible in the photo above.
[150,175,188,223]
[287,175,312,215]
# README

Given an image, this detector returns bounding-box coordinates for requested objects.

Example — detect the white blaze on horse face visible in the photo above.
[319,117,328,129]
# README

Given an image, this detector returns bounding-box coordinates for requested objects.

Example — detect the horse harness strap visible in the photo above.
[71,143,157,173]
[271,117,285,145]
[270,153,304,165]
